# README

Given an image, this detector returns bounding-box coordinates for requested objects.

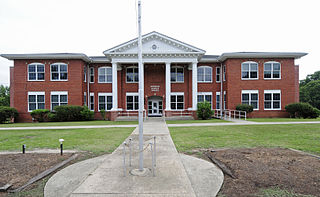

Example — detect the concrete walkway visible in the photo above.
[44,117,224,197]
[167,121,320,127]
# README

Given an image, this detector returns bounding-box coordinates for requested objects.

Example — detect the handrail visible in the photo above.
[213,109,246,120]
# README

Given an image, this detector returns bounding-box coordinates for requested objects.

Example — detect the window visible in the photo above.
[224,91,226,109]
[216,92,220,109]
[197,92,212,108]
[171,67,184,82]
[51,91,68,110]
[90,67,94,83]
[216,67,221,82]
[126,93,139,110]
[84,92,87,106]
[28,92,45,112]
[198,66,212,82]
[264,62,281,79]
[264,90,281,110]
[51,63,68,81]
[171,93,184,110]
[90,93,94,111]
[84,66,87,82]
[28,63,45,81]
[98,93,112,111]
[241,61,258,79]
[242,90,259,110]
[126,67,138,83]
[98,67,112,83]
[223,65,226,81]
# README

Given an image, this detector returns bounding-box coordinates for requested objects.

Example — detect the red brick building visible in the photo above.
[1,32,307,122]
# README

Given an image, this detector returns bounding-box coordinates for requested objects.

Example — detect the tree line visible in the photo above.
[300,70,320,110]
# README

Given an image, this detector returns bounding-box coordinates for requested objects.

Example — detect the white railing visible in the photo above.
[118,110,147,120]
[163,110,193,117]
[213,109,246,120]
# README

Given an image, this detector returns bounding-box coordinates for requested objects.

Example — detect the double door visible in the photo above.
[148,100,163,116]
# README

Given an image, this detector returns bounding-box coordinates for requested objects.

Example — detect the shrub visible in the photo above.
[197,101,213,120]
[100,109,106,120]
[285,102,320,119]
[52,105,94,121]
[236,104,254,114]
[30,109,50,122]
[0,106,18,123]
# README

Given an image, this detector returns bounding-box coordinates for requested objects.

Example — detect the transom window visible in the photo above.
[241,61,258,79]
[126,93,139,110]
[28,92,45,112]
[28,63,45,81]
[51,92,68,110]
[98,93,112,111]
[242,90,259,110]
[264,90,281,110]
[51,63,68,81]
[90,67,94,83]
[197,92,212,108]
[98,67,112,83]
[171,67,184,82]
[264,62,281,79]
[126,67,139,83]
[171,93,184,110]
[198,66,212,82]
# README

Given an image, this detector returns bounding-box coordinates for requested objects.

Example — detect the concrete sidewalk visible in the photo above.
[45,117,223,197]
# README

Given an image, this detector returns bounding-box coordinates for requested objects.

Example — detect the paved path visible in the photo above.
[44,117,224,197]
[167,121,320,127]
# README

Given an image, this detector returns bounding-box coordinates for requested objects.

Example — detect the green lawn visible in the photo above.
[248,117,320,122]
[0,127,134,154]
[166,119,229,124]
[170,124,320,154]
[0,120,138,127]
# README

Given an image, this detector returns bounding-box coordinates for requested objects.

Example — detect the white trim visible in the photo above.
[165,62,171,110]
[263,61,281,80]
[216,67,221,83]
[28,63,45,81]
[98,92,113,112]
[241,90,259,110]
[171,92,184,96]
[27,91,45,112]
[89,92,94,111]
[223,65,226,81]
[192,62,197,110]
[89,67,94,83]
[50,91,68,110]
[216,92,221,109]
[197,66,212,83]
[50,62,68,81]
[98,92,113,96]
[241,61,258,80]
[264,90,281,110]
[98,66,112,83]
[126,93,139,111]
[170,92,185,111]
[126,92,139,96]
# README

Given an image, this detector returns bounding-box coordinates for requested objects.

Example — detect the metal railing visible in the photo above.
[213,109,246,120]
[166,110,193,117]
[118,110,147,120]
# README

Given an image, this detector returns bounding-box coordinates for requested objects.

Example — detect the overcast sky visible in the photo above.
[0,0,319,86]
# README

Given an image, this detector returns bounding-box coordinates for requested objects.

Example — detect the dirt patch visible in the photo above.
[0,153,72,192]
[207,148,320,197]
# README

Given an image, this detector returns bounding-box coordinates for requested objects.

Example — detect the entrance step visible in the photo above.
[115,116,138,121]
[165,116,194,121]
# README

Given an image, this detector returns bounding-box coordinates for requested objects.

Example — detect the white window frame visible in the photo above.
[216,92,220,109]
[90,92,94,111]
[28,63,45,81]
[171,66,184,83]
[197,66,212,83]
[241,61,258,80]
[241,90,259,110]
[264,90,281,110]
[28,91,45,112]
[197,92,213,109]
[216,67,221,82]
[84,66,87,82]
[50,91,68,110]
[170,92,184,110]
[223,65,226,81]
[98,92,113,111]
[50,63,68,81]
[126,66,139,83]
[84,92,87,106]
[126,92,139,111]
[90,67,94,83]
[98,67,112,83]
[264,61,281,79]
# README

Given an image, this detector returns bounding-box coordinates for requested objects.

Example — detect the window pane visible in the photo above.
[52,73,59,80]
[127,96,133,102]
[205,74,211,82]
[264,63,272,71]
[273,93,280,100]
[127,68,133,73]
[265,93,271,100]
[51,65,58,72]
[134,103,139,110]
[37,73,44,80]
[52,103,59,110]
[29,73,36,80]
[99,104,105,110]
[38,103,45,109]
[60,95,67,102]
[171,95,176,102]
[51,95,58,102]
[198,75,204,82]
[251,93,258,101]
[242,63,249,71]
[177,95,183,102]
[107,104,112,110]
[177,103,183,109]
[90,76,94,82]
[60,73,68,80]
[90,68,94,74]
[264,101,271,109]
[177,73,184,82]
[106,68,112,75]
[29,95,36,102]
[273,63,280,71]
[242,71,249,78]
[90,96,94,103]
[171,103,176,109]
[250,71,257,78]
[37,95,44,102]
[251,101,258,109]
[205,95,212,102]
[216,74,220,81]
[242,94,249,101]
[134,74,139,82]
[273,101,280,109]
[99,68,105,75]
[177,68,183,73]
[29,103,36,110]
[170,73,176,82]
[242,101,249,105]
[107,75,112,82]
[28,65,36,72]
[273,71,280,78]
[99,75,105,82]
[60,64,67,72]
[37,65,44,72]
[198,95,203,102]
[216,67,221,74]
[250,64,258,71]
[264,71,271,78]
[127,103,133,110]
[107,96,112,102]
[127,74,133,82]
[198,67,204,75]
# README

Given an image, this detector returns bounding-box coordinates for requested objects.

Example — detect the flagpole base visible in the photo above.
[130,168,150,177]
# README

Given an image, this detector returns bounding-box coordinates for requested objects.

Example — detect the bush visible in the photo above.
[100,109,106,120]
[0,106,18,123]
[236,104,254,114]
[197,101,213,120]
[52,105,94,121]
[30,109,50,122]
[285,102,320,119]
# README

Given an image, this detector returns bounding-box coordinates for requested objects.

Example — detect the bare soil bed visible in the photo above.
[0,153,72,194]
[207,148,320,197]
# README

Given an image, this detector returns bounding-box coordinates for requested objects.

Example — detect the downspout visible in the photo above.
[220,63,223,119]
[87,64,90,107]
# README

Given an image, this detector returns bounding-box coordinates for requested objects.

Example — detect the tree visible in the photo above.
[300,71,320,86]
[0,85,10,106]
[300,80,320,109]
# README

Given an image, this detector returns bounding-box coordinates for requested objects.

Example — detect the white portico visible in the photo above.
[103,31,205,115]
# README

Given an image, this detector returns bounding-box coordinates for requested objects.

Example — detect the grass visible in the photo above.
[169,124,320,154]
[0,127,134,154]
[0,120,138,127]
[258,187,315,197]
[166,118,229,124]
[248,117,320,122]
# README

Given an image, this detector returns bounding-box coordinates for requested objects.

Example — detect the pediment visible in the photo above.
[103,31,205,57]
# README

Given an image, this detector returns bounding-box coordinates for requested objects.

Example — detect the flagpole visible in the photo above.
[137,0,144,171]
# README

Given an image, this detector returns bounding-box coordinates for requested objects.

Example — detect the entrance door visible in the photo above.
[148,99,163,117]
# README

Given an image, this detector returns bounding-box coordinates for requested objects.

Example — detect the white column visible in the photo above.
[192,61,198,110]
[165,62,171,110]
[112,62,118,110]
